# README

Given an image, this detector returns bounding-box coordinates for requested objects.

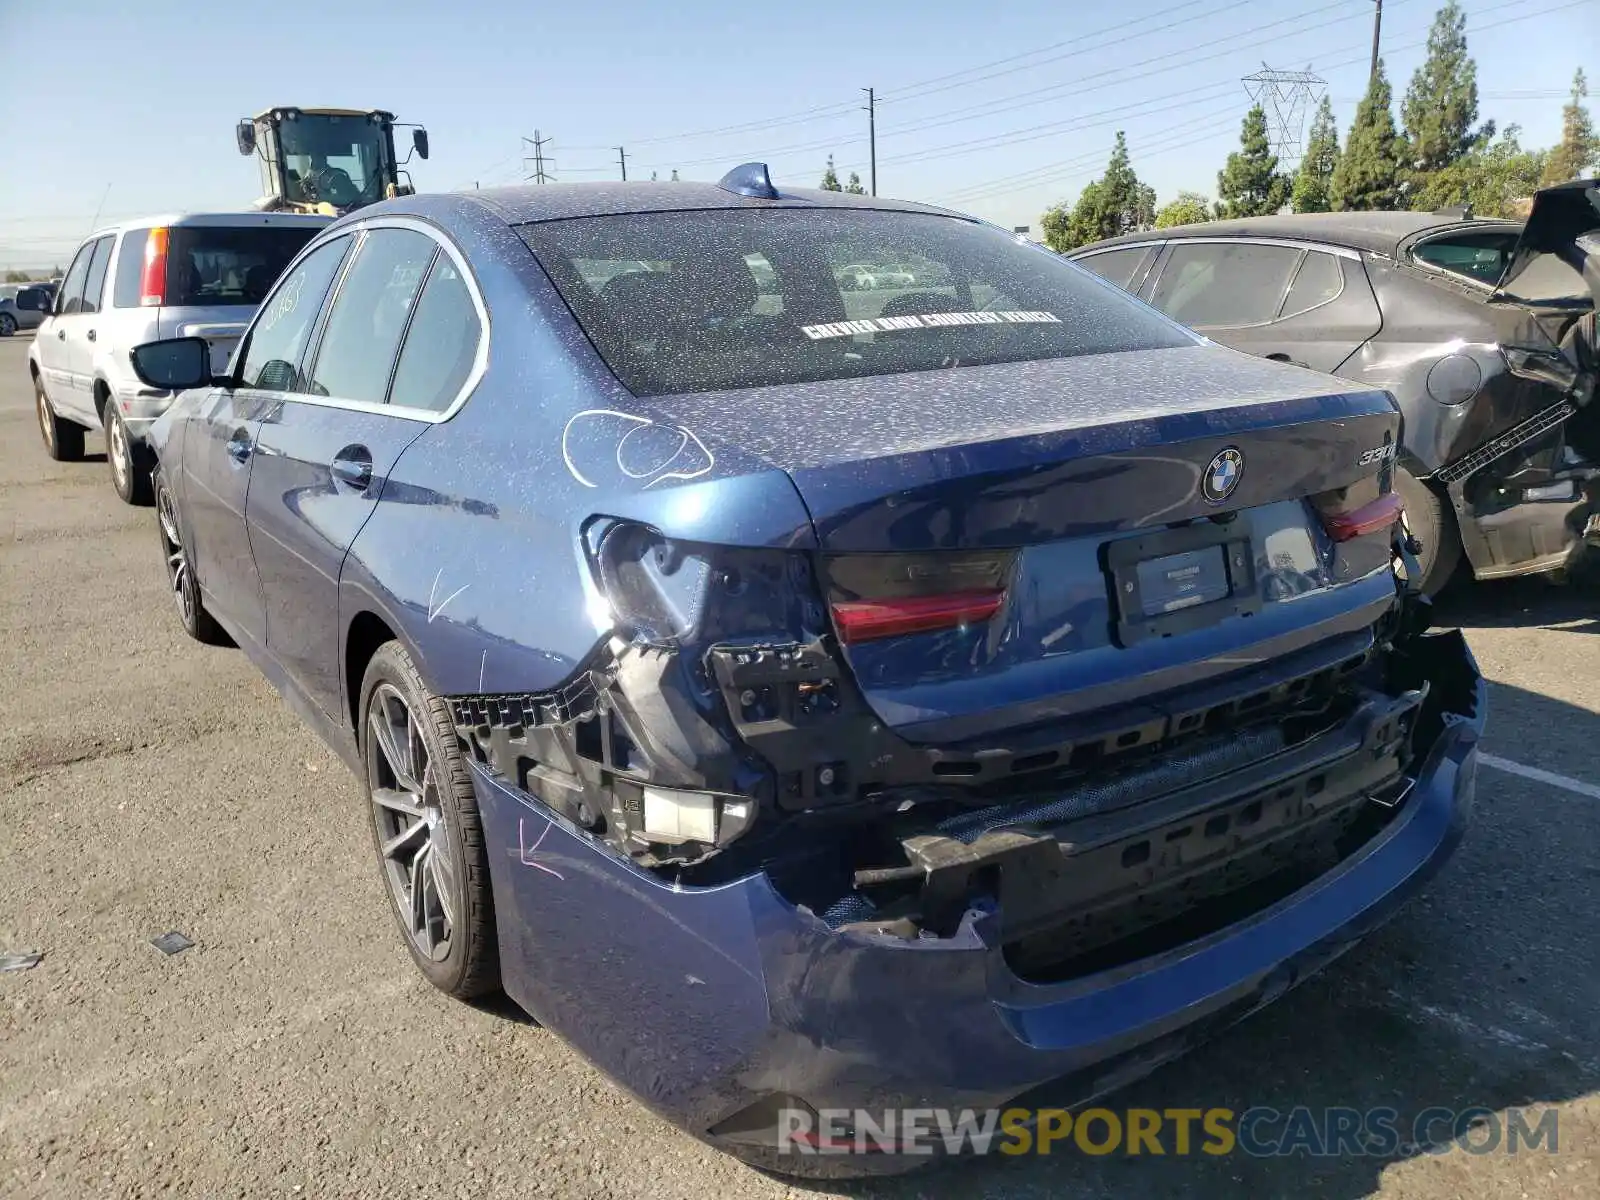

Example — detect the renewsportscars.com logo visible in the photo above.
[779,1105,1562,1158]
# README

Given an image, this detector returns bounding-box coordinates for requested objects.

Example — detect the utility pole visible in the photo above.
[1369,0,1383,84]
[617,147,628,182]
[523,131,554,184]
[862,87,877,196]
[1242,65,1327,174]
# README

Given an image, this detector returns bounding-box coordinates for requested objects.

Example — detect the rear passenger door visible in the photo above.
[246,222,480,720]
[1144,240,1381,373]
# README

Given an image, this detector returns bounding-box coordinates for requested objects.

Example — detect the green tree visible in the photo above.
[4,270,30,283]
[1332,59,1401,211]
[819,156,842,191]
[1292,96,1341,213]
[1542,68,1598,185]
[844,171,867,195]
[1412,125,1549,218]
[1040,132,1156,251]
[1154,192,1213,228]
[1401,1,1491,175]
[1216,105,1289,218]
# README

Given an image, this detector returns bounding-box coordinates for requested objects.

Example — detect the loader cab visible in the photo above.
[237,107,429,216]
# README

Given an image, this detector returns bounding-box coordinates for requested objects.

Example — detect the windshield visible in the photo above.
[520,209,1194,396]
[277,114,393,210]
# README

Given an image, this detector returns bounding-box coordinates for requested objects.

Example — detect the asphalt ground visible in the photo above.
[1,333,1596,1198]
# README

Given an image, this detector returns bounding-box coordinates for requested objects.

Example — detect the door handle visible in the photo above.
[86,329,97,342]
[330,446,374,492]
[226,428,254,464]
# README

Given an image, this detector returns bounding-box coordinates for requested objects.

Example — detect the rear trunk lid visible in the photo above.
[649,344,1404,738]
[1493,177,1600,312]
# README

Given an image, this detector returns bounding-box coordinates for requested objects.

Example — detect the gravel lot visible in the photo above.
[2,333,1596,1198]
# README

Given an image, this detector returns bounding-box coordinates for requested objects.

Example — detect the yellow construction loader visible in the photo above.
[237,107,430,217]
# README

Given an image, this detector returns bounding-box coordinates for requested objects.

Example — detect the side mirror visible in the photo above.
[236,120,257,157]
[129,338,215,391]
[412,128,429,160]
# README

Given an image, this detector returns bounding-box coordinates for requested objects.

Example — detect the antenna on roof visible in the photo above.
[717,162,779,200]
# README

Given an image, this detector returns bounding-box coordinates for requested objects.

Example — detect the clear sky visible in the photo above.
[1,0,1594,270]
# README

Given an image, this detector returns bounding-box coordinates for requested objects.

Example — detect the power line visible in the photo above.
[638,0,1406,173]
[934,0,1583,210]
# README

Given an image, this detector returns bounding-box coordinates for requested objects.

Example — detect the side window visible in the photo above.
[306,228,437,405]
[1280,251,1344,318]
[1411,232,1519,285]
[238,236,352,392]
[1148,242,1302,328]
[388,254,482,413]
[1075,247,1149,291]
[80,237,114,316]
[56,242,95,315]
[112,229,152,308]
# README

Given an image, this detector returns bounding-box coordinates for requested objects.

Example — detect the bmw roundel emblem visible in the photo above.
[1203,448,1244,504]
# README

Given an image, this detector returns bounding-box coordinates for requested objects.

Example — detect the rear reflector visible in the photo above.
[140,227,168,307]
[831,588,1005,643]
[1320,491,1404,542]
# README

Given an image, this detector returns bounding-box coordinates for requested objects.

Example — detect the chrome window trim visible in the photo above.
[232,214,490,425]
[1143,235,1363,262]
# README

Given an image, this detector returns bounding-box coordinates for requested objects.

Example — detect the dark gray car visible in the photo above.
[1069,181,1600,593]
[0,284,52,336]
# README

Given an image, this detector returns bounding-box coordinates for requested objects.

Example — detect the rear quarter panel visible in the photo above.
[336,196,816,723]
[1348,256,1558,474]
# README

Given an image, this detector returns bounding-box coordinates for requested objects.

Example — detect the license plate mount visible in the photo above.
[1105,518,1260,647]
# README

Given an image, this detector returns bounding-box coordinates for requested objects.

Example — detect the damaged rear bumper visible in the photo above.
[472,630,1484,1177]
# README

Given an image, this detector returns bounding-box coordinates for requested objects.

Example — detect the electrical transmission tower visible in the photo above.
[523,131,555,184]
[1241,65,1326,172]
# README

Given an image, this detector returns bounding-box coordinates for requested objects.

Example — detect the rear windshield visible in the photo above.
[165,226,322,307]
[519,209,1194,396]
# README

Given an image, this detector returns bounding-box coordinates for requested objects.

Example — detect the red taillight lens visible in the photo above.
[140,227,168,307]
[1320,491,1404,542]
[831,588,1005,644]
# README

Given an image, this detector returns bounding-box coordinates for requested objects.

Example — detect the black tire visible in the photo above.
[360,640,499,1000]
[1394,467,1462,596]
[105,404,154,506]
[0,313,16,337]
[34,371,84,462]
[154,471,231,646]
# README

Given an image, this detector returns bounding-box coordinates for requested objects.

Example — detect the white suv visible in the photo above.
[29,212,330,503]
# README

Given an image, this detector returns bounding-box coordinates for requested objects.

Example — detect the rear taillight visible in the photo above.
[1320,491,1405,542]
[140,227,168,307]
[831,589,1005,643]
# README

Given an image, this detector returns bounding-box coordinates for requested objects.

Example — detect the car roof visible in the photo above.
[1073,211,1522,258]
[82,211,334,242]
[465,180,964,226]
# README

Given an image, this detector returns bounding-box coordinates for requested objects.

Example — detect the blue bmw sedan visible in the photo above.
[130,164,1484,1175]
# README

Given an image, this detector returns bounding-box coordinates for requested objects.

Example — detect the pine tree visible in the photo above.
[1543,68,1598,185]
[1332,59,1401,211]
[844,171,867,195]
[1292,96,1340,213]
[1401,1,1490,175]
[819,156,842,191]
[1040,133,1156,250]
[1216,105,1289,218]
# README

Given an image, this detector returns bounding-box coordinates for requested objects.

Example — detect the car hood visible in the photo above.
[1493,177,1600,308]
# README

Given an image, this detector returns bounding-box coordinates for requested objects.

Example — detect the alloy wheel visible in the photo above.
[367,683,459,962]
[109,412,129,493]
[0,313,16,336]
[157,487,194,626]
[35,381,53,452]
